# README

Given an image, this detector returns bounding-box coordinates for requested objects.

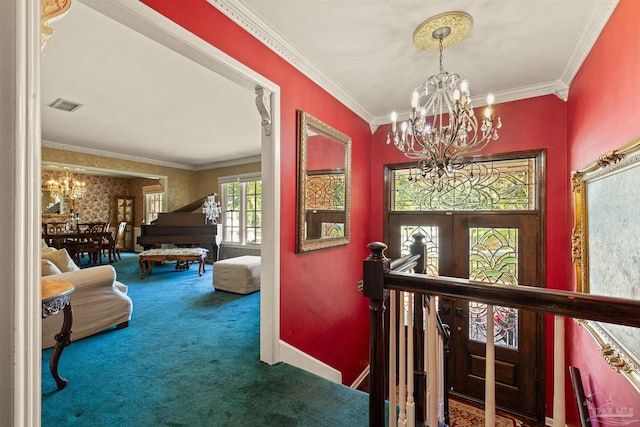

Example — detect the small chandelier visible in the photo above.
[46,170,87,200]
[387,12,501,182]
[203,193,221,224]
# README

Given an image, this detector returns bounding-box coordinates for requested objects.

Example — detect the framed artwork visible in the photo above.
[572,137,640,392]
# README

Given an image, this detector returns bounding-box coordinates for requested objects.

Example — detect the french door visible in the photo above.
[384,151,546,421]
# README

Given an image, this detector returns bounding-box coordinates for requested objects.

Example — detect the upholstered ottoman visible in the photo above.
[212,255,261,294]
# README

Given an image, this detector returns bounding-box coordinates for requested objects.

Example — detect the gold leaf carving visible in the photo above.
[570,171,584,193]
[571,227,582,264]
[601,344,632,373]
[597,150,625,168]
[41,0,73,51]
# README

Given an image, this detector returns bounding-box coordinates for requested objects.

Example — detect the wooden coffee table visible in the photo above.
[139,247,208,279]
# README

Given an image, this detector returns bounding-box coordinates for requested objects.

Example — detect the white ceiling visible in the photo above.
[41,0,262,170]
[41,0,617,170]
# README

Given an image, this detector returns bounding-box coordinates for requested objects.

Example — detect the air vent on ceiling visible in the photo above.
[49,98,83,112]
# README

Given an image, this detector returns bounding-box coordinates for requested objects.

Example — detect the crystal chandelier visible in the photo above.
[46,170,87,200]
[203,193,221,224]
[387,12,501,182]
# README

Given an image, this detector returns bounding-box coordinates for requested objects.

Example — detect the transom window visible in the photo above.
[392,157,536,211]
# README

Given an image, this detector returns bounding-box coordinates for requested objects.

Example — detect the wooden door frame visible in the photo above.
[382,149,547,423]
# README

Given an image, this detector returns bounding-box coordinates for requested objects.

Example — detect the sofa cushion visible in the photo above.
[42,248,80,273]
[42,259,63,276]
[42,246,57,257]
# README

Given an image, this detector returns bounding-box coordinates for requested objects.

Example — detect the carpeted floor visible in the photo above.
[42,253,370,426]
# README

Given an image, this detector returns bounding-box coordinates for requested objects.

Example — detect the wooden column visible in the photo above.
[363,242,390,427]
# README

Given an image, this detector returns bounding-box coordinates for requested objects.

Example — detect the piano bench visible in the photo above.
[138,248,209,279]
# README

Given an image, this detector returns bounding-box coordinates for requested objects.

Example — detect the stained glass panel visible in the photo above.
[321,222,344,238]
[392,158,535,211]
[305,173,345,210]
[399,225,439,276]
[468,227,519,349]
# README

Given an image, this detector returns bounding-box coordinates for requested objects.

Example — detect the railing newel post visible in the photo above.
[363,242,391,427]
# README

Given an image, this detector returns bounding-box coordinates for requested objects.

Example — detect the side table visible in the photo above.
[42,278,74,390]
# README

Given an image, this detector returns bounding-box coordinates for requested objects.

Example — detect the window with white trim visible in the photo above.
[219,173,261,245]
[143,184,164,224]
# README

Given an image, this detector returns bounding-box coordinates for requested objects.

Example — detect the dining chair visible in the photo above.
[75,222,104,265]
[112,221,128,261]
[42,221,67,247]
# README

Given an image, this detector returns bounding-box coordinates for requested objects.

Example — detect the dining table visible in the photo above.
[46,229,116,264]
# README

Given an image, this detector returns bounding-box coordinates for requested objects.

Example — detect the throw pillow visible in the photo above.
[42,247,57,257]
[42,259,63,276]
[43,248,80,273]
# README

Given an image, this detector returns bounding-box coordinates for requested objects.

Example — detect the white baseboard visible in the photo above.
[279,341,342,384]
[351,364,370,389]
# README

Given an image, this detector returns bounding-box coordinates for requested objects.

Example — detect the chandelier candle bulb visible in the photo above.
[391,111,397,133]
[411,91,419,108]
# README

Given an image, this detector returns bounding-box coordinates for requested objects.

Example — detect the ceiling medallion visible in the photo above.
[412,11,473,51]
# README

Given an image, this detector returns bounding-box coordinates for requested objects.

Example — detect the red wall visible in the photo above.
[140,0,372,384]
[370,94,570,416]
[307,133,346,170]
[566,0,640,424]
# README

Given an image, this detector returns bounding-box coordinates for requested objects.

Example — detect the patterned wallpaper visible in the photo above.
[41,147,261,221]
[42,170,158,226]
[42,147,199,210]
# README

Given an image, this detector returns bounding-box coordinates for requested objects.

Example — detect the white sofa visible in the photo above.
[42,247,133,349]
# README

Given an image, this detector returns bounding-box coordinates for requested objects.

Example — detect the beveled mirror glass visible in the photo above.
[296,110,351,252]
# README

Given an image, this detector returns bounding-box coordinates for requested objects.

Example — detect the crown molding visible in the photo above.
[42,139,196,170]
[195,155,262,170]
[207,0,374,124]
[559,0,618,88]
[42,140,262,171]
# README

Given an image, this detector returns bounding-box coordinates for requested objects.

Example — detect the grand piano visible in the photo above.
[137,195,218,262]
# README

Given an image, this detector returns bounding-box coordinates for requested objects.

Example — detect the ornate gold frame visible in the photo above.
[296,111,351,253]
[572,136,640,392]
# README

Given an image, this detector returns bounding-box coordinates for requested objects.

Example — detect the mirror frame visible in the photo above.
[572,136,640,392]
[296,110,351,253]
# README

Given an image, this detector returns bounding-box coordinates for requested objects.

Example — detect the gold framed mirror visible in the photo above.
[572,136,640,392]
[296,110,351,252]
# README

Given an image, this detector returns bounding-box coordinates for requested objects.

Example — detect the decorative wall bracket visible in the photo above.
[255,87,272,137]
[41,0,73,51]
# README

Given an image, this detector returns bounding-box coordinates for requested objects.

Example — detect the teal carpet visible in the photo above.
[42,253,369,426]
